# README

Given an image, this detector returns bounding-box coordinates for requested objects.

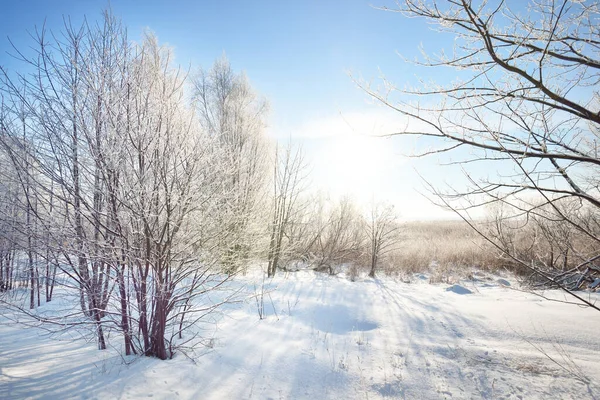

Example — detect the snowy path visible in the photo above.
[1,271,600,399]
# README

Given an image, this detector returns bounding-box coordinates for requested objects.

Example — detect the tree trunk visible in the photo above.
[93,307,107,350]
[118,264,134,355]
[29,238,35,309]
[149,292,169,360]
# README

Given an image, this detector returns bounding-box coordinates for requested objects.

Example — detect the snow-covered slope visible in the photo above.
[1,271,599,399]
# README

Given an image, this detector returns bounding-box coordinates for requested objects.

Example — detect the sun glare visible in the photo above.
[315,133,395,202]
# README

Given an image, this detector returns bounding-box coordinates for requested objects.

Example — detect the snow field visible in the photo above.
[1,269,600,399]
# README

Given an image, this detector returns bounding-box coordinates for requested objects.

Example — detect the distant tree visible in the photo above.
[267,142,308,277]
[310,196,364,275]
[364,202,400,278]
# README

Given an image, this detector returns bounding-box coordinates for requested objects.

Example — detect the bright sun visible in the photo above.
[315,134,395,202]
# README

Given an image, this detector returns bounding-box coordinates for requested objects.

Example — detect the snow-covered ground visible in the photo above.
[1,270,600,399]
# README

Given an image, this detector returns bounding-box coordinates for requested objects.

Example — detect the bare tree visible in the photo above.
[114,33,233,359]
[361,0,600,309]
[267,142,308,277]
[364,202,400,278]
[309,196,365,275]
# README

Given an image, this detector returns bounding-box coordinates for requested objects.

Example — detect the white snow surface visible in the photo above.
[1,270,600,399]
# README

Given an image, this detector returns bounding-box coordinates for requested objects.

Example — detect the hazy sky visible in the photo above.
[0,0,473,220]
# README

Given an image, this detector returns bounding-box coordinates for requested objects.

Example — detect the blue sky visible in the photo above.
[0,1,433,120]
[0,0,464,219]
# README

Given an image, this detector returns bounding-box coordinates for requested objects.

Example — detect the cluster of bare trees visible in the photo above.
[486,199,599,288]
[364,0,600,309]
[0,13,272,359]
[269,192,401,278]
